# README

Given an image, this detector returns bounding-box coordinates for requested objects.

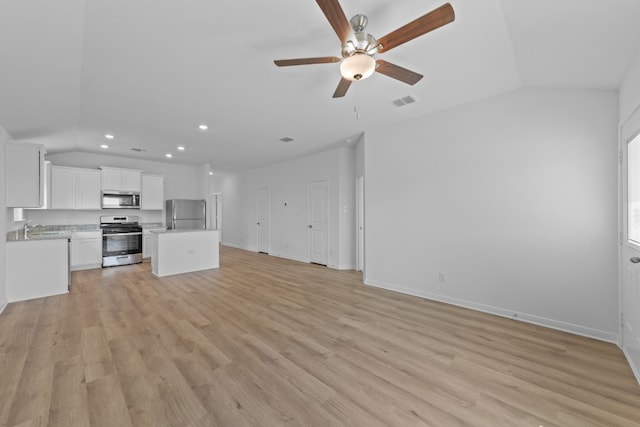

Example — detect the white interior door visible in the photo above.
[621,106,640,378]
[309,180,328,265]
[257,187,269,253]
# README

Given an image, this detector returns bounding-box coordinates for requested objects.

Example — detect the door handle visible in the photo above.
[308,225,312,229]
[630,257,640,263]
[257,222,260,225]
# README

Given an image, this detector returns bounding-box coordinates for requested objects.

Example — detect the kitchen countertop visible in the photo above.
[7,230,72,242]
[150,229,217,234]
[141,223,165,229]
[6,224,100,242]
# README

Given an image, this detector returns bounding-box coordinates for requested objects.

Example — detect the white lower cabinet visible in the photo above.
[71,231,103,270]
[143,227,166,259]
[6,239,69,302]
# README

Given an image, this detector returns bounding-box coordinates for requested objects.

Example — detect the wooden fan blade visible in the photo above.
[316,0,352,43]
[375,60,423,85]
[333,77,352,98]
[274,57,341,67]
[377,3,455,54]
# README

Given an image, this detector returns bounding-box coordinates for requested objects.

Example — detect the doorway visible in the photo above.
[256,187,269,254]
[620,106,640,378]
[308,180,328,265]
[356,176,364,272]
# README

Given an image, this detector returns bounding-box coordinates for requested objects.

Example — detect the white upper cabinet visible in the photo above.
[5,141,46,208]
[76,169,101,209]
[50,166,101,210]
[50,166,75,209]
[141,174,164,210]
[100,166,141,192]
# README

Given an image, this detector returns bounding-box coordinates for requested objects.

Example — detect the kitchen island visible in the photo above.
[150,229,219,277]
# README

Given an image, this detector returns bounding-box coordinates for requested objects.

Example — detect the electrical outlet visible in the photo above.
[438,272,446,283]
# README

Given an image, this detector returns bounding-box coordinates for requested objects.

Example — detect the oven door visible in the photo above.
[102,231,142,257]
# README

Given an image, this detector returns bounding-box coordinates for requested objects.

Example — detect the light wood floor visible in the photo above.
[1,246,639,426]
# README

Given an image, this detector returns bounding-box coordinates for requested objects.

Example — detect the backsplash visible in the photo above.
[24,209,163,226]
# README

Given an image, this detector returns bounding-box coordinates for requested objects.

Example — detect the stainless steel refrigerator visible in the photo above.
[166,199,206,230]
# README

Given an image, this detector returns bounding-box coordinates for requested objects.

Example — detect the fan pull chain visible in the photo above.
[354,104,359,120]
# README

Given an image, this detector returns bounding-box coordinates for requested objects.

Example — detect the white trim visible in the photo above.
[268,252,308,264]
[221,241,255,251]
[364,278,618,344]
[0,303,7,315]
[222,243,351,269]
[622,347,640,386]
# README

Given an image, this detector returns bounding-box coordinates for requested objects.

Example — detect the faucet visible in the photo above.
[23,221,30,237]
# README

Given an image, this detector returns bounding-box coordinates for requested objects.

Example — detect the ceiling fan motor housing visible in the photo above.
[341,16,379,59]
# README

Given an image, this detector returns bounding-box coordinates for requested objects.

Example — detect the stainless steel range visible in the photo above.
[100,215,143,267]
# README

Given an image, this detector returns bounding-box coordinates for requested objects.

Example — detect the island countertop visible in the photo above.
[150,228,218,235]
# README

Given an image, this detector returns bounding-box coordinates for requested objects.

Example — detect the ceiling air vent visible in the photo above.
[280,137,295,142]
[392,95,417,107]
[131,147,147,152]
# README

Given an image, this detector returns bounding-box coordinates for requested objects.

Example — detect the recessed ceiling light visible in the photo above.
[100,144,109,149]
[165,153,173,158]
[105,134,115,139]
[198,124,208,131]
[208,171,213,176]
[177,146,185,151]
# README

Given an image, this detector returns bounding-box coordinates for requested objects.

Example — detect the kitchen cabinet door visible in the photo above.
[51,166,101,210]
[122,170,142,192]
[5,142,45,208]
[50,166,76,209]
[76,169,101,209]
[100,166,142,192]
[143,233,153,258]
[71,231,102,270]
[141,175,164,210]
[101,168,121,191]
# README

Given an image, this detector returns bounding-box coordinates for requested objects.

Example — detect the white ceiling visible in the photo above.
[1,0,640,172]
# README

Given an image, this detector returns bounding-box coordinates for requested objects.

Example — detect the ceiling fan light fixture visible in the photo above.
[340,53,375,81]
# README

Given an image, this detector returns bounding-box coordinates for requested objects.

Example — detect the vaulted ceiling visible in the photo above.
[1,0,640,172]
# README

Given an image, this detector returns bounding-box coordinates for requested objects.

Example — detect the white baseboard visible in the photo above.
[622,347,640,386]
[221,243,355,270]
[364,278,618,344]
[0,302,6,315]
[269,252,308,264]
[221,242,254,251]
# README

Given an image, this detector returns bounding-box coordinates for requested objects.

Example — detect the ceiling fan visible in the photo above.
[274,0,455,98]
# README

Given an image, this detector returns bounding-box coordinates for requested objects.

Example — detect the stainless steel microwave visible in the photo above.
[101,191,141,209]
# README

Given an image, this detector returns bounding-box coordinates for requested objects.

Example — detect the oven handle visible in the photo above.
[103,232,143,237]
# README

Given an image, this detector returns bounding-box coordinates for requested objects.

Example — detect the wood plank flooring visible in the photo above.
[1,246,639,426]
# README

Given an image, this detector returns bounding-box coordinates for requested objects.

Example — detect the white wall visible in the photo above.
[221,147,356,269]
[364,88,619,341]
[620,51,640,124]
[0,125,8,310]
